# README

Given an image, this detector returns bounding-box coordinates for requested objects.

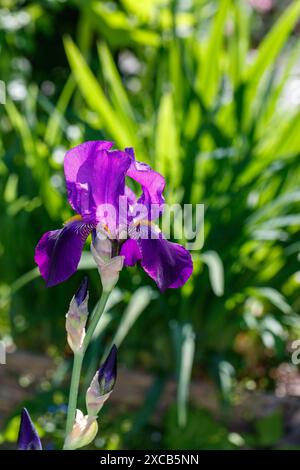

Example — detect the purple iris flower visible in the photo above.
[35,141,193,291]
[98,345,117,395]
[17,408,42,450]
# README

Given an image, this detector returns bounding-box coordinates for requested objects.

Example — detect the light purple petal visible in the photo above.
[17,408,42,450]
[138,235,193,292]
[125,148,165,220]
[34,220,93,287]
[64,141,131,224]
[120,239,141,266]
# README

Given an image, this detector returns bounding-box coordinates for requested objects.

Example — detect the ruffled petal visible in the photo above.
[125,148,165,220]
[138,235,193,292]
[64,141,131,225]
[34,220,93,287]
[120,238,141,267]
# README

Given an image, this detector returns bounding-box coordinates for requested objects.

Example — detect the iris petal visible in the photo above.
[34,220,93,287]
[120,238,142,266]
[125,148,165,220]
[138,235,193,292]
[64,141,131,226]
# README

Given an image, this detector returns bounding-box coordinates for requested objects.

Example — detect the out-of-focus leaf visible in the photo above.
[107,286,155,351]
[199,0,230,105]
[78,251,97,270]
[155,91,180,186]
[92,2,160,48]
[64,37,137,148]
[251,287,293,315]
[202,251,224,297]
[97,42,137,136]
[246,1,300,84]
[255,411,283,447]
[177,323,196,427]
[45,76,76,146]
[217,360,235,403]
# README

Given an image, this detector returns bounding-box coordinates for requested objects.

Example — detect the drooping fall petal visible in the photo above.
[34,220,93,287]
[138,235,193,292]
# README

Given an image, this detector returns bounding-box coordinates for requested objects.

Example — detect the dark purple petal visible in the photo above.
[64,141,131,226]
[138,235,193,292]
[34,220,93,287]
[17,408,42,450]
[125,147,165,219]
[120,239,141,266]
[75,276,89,305]
[98,345,117,395]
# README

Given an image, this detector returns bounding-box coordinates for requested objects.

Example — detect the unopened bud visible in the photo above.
[64,410,98,450]
[86,345,117,416]
[91,229,124,292]
[17,408,42,451]
[65,277,89,352]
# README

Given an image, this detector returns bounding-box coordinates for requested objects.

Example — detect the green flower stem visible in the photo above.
[63,290,111,447]
[64,351,83,442]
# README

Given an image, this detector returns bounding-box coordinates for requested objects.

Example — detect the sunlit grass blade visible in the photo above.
[105,286,154,354]
[177,323,195,427]
[155,91,180,188]
[64,36,138,148]
[97,42,137,137]
[45,76,76,146]
[5,99,35,158]
[198,0,230,105]
[202,251,224,297]
[246,0,300,84]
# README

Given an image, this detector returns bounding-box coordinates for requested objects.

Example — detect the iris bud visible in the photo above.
[65,277,89,352]
[86,345,117,416]
[91,228,124,292]
[17,408,42,450]
[64,409,98,450]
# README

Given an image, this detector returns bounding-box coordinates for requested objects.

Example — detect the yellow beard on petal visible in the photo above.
[64,214,83,225]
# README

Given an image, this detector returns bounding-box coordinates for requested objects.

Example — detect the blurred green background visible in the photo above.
[1,0,300,450]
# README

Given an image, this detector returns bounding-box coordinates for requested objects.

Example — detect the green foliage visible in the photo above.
[164,406,236,450]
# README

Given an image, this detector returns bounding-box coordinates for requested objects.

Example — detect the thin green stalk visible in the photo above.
[64,352,83,439]
[82,291,110,353]
[63,290,110,448]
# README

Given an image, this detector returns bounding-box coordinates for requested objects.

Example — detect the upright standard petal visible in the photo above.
[138,235,193,292]
[35,220,93,287]
[17,408,42,450]
[125,147,165,219]
[64,141,131,225]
